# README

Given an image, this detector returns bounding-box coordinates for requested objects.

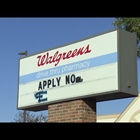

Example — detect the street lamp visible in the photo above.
[18,50,28,56]
[18,50,28,122]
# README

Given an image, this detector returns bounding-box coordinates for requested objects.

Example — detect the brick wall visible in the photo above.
[48,98,96,122]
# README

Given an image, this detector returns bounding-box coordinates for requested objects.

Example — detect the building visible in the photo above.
[97,93,140,122]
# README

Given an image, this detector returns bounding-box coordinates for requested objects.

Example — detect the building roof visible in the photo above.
[97,93,140,122]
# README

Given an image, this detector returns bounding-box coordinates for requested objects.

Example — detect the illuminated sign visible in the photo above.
[17,28,138,111]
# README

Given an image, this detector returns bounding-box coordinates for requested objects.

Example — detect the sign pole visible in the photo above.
[18,50,28,122]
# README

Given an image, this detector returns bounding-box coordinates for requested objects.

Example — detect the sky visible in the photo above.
[0,17,139,122]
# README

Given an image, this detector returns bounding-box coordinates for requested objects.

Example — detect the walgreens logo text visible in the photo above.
[37,44,91,67]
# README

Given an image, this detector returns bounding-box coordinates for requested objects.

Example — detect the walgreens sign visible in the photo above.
[17,29,138,111]
[37,44,91,67]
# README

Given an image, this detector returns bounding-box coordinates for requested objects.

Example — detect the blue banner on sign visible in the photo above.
[20,52,117,84]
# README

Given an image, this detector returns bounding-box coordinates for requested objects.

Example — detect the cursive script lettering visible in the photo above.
[37,44,91,67]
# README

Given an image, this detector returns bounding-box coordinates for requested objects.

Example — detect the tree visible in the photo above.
[13,110,48,122]
[112,17,140,59]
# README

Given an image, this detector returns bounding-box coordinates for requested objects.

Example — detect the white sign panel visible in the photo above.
[17,29,138,111]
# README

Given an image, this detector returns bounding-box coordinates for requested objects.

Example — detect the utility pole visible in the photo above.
[18,50,28,122]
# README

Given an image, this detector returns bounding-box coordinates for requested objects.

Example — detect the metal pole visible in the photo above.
[18,50,28,123]
[23,110,26,122]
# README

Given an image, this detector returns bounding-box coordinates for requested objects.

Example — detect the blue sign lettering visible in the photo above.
[34,91,47,103]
